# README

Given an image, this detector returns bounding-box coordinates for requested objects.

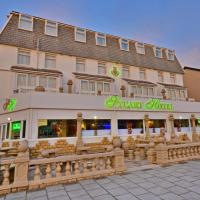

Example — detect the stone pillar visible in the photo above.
[191,114,199,142]
[112,149,126,174]
[76,112,83,147]
[111,113,118,137]
[144,114,150,141]
[168,114,176,141]
[67,80,73,94]
[155,143,169,165]
[120,85,126,97]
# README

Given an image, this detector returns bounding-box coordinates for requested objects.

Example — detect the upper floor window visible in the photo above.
[17,49,30,65]
[139,69,146,80]
[75,27,86,42]
[158,71,164,82]
[98,62,106,75]
[120,38,129,51]
[96,33,106,46]
[167,49,175,61]
[122,66,129,78]
[17,74,27,87]
[45,20,58,36]
[76,58,85,72]
[18,14,33,31]
[155,47,162,58]
[135,42,145,54]
[170,73,176,84]
[45,54,56,68]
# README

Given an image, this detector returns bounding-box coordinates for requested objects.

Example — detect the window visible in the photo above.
[158,71,164,82]
[96,33,106,46]
[170,73,176,84]
[180,90,185,99]
[155,47,162,58]
[139,69,146,80]
[76,58,85,72]
[28,74,36,87]
[45,54,56,68]
[148,88,154,96]
[75,27,86,42]
[120,38,129,51]
[89,81,95,92]
[167,49,175,61]
[45,20,58,36]
[122,66,129,78]
[17,74,27,87]
[17,49,30,65]
[48,77,57,89]
[81,80,88,91]
[131,85,154,97]
[98,62,106,75]
[39,76,47,88]
[104,83,110,93]
[18,14,33,31]
[135,42,145,54]
[97,82,103,92]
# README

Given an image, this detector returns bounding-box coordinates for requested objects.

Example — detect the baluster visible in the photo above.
[106,157,111,169]
[99,158,105,170]
[46,164,51,179]
[173,149,176,160]
[83,160,88,173]
[56,163,62,177]
[65,161,71,176]
[3,164,10,185]
[34,165,40,181]
[74,161,79,175]
[92,158,96,172]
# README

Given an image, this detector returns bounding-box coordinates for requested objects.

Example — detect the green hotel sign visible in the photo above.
[3,98,17,112]
[104,96,173,111]
[12,121,21,132]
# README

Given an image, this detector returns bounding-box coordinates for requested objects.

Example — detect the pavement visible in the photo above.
[2,160,200,200]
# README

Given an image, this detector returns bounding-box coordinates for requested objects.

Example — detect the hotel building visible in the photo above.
[0,11,200,146]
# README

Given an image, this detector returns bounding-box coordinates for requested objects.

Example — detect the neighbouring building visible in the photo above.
[183,66,200,102]
[0,11,200,146]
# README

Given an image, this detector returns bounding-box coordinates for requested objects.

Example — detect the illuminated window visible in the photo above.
[75,27,86,42]
[135,42,145,54]
[120,38,129,51]
[45,54,56,68]
[155,47,162,58]
[17,49,30,65]
[96,33,106,46]
[45,20,58,36]
[122,66,129,78]
[18,14,33,31]
[98,62,106,75]
[76,58,85,72]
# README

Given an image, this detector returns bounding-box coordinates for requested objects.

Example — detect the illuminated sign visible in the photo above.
[104,96,173,111]
[3,98,17,112]
[198,119,200,124]
[109,65,122,78]
[12,121,21,132]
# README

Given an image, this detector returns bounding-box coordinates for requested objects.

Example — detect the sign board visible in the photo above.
[3,98,17,112]
[104,96,173,111]
[12,121,21,132]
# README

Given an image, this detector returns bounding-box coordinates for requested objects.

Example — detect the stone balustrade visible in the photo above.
[0,149,125,195]
[155,142,200,165]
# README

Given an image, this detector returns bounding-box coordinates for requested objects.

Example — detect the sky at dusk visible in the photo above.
[0,0,200,68]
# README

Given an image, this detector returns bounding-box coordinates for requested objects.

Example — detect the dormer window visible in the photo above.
[45,20,58,36]
[96,33,106,46]
[155,47,162,58]
[75,27,86,42]
[120,38,129,51]
[18,14,33,31]
[135,42,145,54]
[167,49,175,61]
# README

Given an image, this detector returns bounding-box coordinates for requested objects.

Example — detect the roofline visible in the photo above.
[184,66,200,72]
[9,11,175,52]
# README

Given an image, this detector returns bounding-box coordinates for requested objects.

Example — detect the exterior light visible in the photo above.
[7,117,11,121]
[94,116,98,119]
[179,116,183,120]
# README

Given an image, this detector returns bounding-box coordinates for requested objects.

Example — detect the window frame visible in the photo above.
[130,85,154,97]
[75,27,86,43]
[45,53,56,68]
[122,66,130,78]
[119,38,129,51]
[76,58,86,72]
[154,47,163,58]
[170,73,176,84]
[95,33,106,46]
[166,49,175,61]
[44,20,58,37]
[135,42,145,54]
[139,69,146,80]
[18,14,33,31]
[98,62,107,75]
[17,48,31,66]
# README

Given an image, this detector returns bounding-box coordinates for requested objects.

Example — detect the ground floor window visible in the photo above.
[118,120,144,135]
[81,119,111,136]
[148,119,166,134]
[174,119,190,132]
[0,123,9,140]
[197,119,200,132]
[38,119,77,138]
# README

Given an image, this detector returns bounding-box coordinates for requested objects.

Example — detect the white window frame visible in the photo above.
[76,58,85,72]
[130,85,154,97]
[119,38,129,51]
[17,49,31,66]
[135,42,145,54]
[95,33,106,46]
[98,62,107,75]
[45,20,58,37]
[139,69,146,80]
[45,53,56,68]
[170,73,176,84]
[122,66,129,78]
[154,47,162,58]
[166,49,175,61]
[18,14,33,31]
[75,27,86,43]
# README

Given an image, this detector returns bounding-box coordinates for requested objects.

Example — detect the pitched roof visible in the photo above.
[0,11,184,74]
[184,66,200,72]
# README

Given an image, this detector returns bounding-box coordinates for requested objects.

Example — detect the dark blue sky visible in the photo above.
[1,0,200,68]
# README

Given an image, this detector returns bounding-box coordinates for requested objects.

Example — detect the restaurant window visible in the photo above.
[122,66,129,78]
[17,49,30,65]
[76,58,85,72]
[45,54,56,68]
[170,73,176,84]
[120,38,129,51]
[18,14,33,31]
[155,47,162,58]
[96,33,106,46]
[11,121,21,140]
[0,124,9,140]
[118,120,144,135]
[45,20,58,36]
[135,42,145,54]
[38,119,77,138]
[82,119,111,136]
[98,62,106,75]
[158,71,164,83]
[75,27,86,42]
[148,120,166,134]
[174,119,190,132]
[139,69,146,80]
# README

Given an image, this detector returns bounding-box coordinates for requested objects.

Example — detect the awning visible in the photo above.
[122,78,156,86]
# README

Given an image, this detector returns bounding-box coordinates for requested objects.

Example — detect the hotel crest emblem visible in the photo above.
[109,64,122,78]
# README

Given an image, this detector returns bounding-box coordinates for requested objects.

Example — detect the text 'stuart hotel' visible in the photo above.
[0,11,200,146]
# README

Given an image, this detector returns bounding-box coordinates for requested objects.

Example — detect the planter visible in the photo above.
[35,86,45,92]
